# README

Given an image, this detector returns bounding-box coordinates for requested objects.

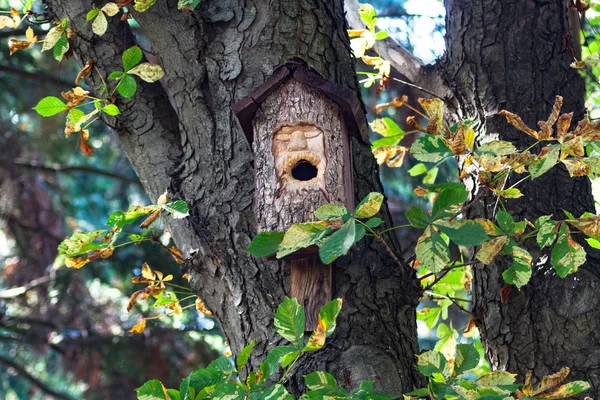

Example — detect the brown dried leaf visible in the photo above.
[556,113,573,142]
[195,298,213,317]
[372,146,407,167]
[499,110,538,139]
[568,215,600,237]
[546,95,563,127]
[75,60,94,85]
[139,209,161,229]
[375,95,408,114]
[561,136,585,158]
[414,186,429,197]
[449,123,466,155]
[406,116,428,133]
[561,159,591,177]
[463,318,476,334]
[8,39,31,55]
[80,132,94,156]
[530,367,571,396]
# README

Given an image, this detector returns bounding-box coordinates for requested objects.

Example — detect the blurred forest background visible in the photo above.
[0,0,598,398]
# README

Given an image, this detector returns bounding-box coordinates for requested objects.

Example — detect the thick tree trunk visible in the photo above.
[44,0,423,395]
[440,0,600,395]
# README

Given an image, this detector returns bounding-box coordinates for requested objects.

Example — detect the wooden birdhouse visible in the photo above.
[233,59,368,329]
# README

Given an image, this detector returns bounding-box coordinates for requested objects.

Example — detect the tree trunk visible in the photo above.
[44,0,424,395]
[440,0,600,395]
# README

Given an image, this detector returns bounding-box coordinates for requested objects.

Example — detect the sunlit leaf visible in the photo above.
[276,221,332,258]
[355,192,384,218]
[274,297,305,345]
[416,350,447,377]
[129,318,147,334]
[410,135,453,163]
[304,298,342,351]
[502,246,532,289]
[91,10,108,36]
[128,63,165,82]
[33,96,68,117]
[476,236,509,265]
[416,228,450,273]
[236,340,255,372]
[41,26,63,52]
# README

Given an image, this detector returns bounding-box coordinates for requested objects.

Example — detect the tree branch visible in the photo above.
[344,0,451,98]
[0,355,74,400]
[2,158,142,186]
[0,64,73,88]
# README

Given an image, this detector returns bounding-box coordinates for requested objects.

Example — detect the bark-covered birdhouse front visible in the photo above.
[233,59,367,329]
[234,59,367,233]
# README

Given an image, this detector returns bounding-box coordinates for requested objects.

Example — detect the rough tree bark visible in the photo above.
[346,0,600,397]
[43,0,423,395]
[441,0,600,395]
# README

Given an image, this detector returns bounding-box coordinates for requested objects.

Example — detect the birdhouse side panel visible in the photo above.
[252,80,347,232]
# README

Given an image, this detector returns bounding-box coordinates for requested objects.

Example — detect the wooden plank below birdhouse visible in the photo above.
[291,256,332,331]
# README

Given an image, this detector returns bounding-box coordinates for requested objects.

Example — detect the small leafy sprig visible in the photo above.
[246,192,385,265]
[57,191,188,269]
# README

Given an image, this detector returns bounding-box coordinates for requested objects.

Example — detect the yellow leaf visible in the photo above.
[499,110,538,139]
[306,316,327,350]
[464,124,475,151]
[561,159,591,177]
[10,8,21,28]
[560,136,585,158]
[372,146,407,167]
[477,154,504,172]
[128,318,147,334]
[101,2,120,16]
[195,298,214,317]
[92,10,108,36]
[347,29,367,37]
[127,62,165,82]
[141,263,155,280]
[570,59,587,69]
[41,26,63,52]
[418,98,444,134]
[0,16,15,30]
[65,256,92,269]
[349,31,375,58]
[168,301,183,316]
[25,27,37,43]
[476,236,509,265]
[157,190,168,206]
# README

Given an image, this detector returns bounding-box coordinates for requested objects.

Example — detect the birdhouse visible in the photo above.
[233,59,368,329]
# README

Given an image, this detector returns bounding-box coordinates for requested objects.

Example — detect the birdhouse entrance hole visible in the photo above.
[291,160,318,181]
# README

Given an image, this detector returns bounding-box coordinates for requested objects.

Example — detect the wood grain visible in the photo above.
[291,256,332,331]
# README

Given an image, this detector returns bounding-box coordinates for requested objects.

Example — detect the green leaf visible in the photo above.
[435,220,489,246]
[236,340,255,372]
[102,104,121,116]
[211,382,245,400]
[162,200,189,219]
[586,237,600,249]
[118,74,138,98]
[416,228,450,273]
[529,146,560,179]
[371,135,403,148]
[304,371,338,390]
[58,230,107,257]
[177,0,201,10]
[454,343,480,376]
[108,71,125,80]
[354,192,384,218]
[496,188,523,199]
[276,221,332,258]
[66,108,85,127]
[536,215,558,249]
[167,389,181,400]
[53,34,69,61]
[410,135,453,163]
[246,231,284,258]
[476,140,517,156]
[249,384,293,400]
[319,219,356,264]
[369,117,404,137]
[358,3,377,30]
[365,217,384,228]
[551,223,586,278]
[207,357,236,373]
[375,30,389,40]
[274,297,305,345]
[281,350,301,368]
[502,246,532,289]
[408,163,428,176]
[496,210,516,235]
[33,96,68,117]
[314,204,349,221]
[123,46,143,71]
[136,379,169,400]
[475,371,517,387]
[261,346,298,379]
[106,205,158,228]
[431,187,468,220]
[86,9,100,21]
[423,166,439,184]
[153,291,178,308]
[417,307,441,330]
[405,206,429,229]
[179,375,192,400]
[416,350,447,377]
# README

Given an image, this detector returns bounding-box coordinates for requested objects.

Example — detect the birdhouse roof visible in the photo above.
[233,59,369,146]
